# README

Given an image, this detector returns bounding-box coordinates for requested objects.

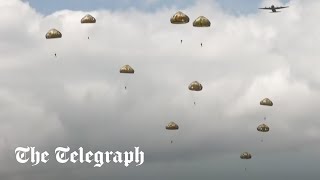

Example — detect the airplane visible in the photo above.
[259,5,289,13]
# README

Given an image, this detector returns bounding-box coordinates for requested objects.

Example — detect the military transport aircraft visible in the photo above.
[259,5,289,13]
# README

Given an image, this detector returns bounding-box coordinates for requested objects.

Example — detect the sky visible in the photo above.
[1,0,320,179]
[25,0,290,15]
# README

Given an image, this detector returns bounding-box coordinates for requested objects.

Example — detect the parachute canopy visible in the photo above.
[81,14,96,23]
[193,16,211,27]
[260,98,273,106]
[120,65,134,74]
[240,152,252,159]
[170,11,190,24]
[188,81,203,91]
[166,122,179,130]
[45,29,62,39]
[257,124,270,132]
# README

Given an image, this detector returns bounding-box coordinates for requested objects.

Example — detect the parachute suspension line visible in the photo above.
[123,75,131,90]
[244,161,249,173]
[127,75,131,90]
[120,65,134,92]
[124,80,127,90]
[170,132,174,144]
[244,161,247,172]
[247,161,251,174]
[194,92,198,107]
[190,92,196,107]
[46,28,62,59]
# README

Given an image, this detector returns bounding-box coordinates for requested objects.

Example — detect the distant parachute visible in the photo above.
[45,28,62,39]
[81,14,96,23]
[188,81,203,105]
[257,124,270,132]
[166,122,179,130]
[81,14,96,39]
[240,152,252,159]
[120,65,134,74]
[46,28,62,58]
[170,11,190,24]
[170,11,189,44]
[166,122,179,144]
[188,81,203,91]
[260,98,273,106]
[120,65,134,90]
[193,16,211,27]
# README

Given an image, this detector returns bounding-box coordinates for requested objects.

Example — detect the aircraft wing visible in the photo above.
[259,7,272,10]
[275,6,289,9]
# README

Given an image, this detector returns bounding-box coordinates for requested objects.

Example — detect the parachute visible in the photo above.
[192,16,211,47]
[45,28,62,39]
[166,122,179,130]
[81,14,96,23]
[45,28,62,58]
[170,11,190,24]
[240,152,252,159]
[193,16,211,27]
[120,65,134,74]
[188,81,203,105]
[81,14,96,39]
[166,122,179,144]
[170,11,189,44]
[260,98,273,106]
[120,65,134,90]
[257,124,270,132]
[188,81,203,91]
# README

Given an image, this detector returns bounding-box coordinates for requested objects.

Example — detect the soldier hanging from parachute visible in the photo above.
[240,152,252,172]
[120,65,134,90]
[81,14,96,40]
[45,28,62,58]
[193,16,211,47]
[170,11,190,44]
[188,81,203,106]
[260,98,273,123]
[166,122,179,144]
[257,123,270,142]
